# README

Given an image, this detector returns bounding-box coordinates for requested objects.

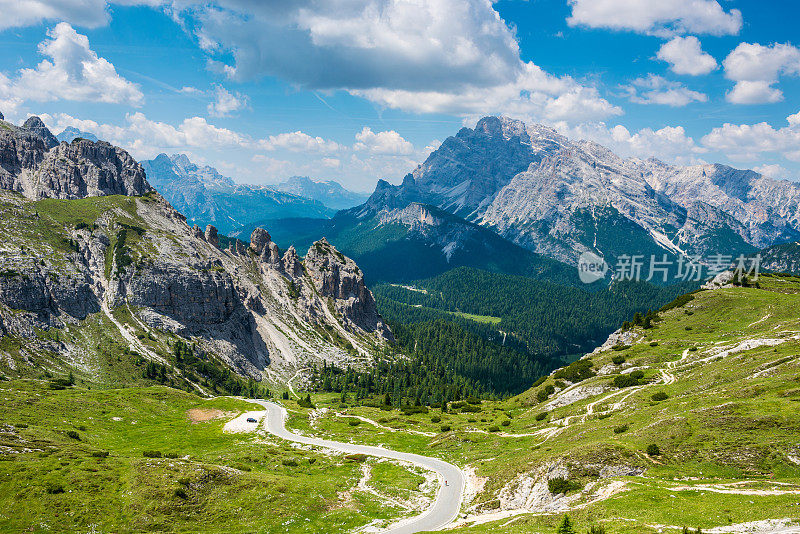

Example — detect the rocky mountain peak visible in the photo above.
[22,115,59,149]
[250,228,272,255]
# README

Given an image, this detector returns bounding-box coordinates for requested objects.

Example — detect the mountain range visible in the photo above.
[0,115,391,385]
[339,116,800,277]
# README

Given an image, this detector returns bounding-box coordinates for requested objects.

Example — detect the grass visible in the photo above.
[280,277,800,532]
[449,311,502,325]
[0,381,418,533]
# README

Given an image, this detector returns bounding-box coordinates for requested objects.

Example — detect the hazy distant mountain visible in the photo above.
[56,126,98,143]
[271,175,369,210]
[141,153,334,235]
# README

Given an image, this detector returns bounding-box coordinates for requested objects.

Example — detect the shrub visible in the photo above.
[548,477,580,495]
[613,424,628,434]
[612,344,631,351]
[142,450,162,458]
[348,419,361,426]
[431,415,441,423]
[501,419,511,427]
[344,454,367,463]
[66,430,80,440]
[553,358,595,383]
[459,404,480,413]
[440,425,451,432]
[651,391,669,401]
[14,423,27,429]
[685,326,693,331]
[297,394,315,409]
[647,444,660,456]
[556,514,576,534]
[649,341,659,347]
[535,411,549,421]
[308,458,316,464]
[612,355,626,365]
[165,452,180,459]
[91,451,109,458]
[689,347,698,352]
[587,526,607,534]
[377,418,388,424]
[613,374,638,388]
[531,376,547,388]
[174,487,188,499]
[488,425,500,432]
[178,477,191,486]
[282,459,299,467]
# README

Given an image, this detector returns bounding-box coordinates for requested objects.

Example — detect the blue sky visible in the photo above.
[0,0,799,191]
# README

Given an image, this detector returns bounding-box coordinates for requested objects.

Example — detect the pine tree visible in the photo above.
[557,515,576,534]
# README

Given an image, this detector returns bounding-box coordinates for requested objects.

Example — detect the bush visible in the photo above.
[613,424,628,434]
[613,373,643,388]
[548,477,580,495]
[587,526,607,534]
[689,347,698,352]
[501,419,511,427]
[488,425,500,432]
[612,344,631,351]
[553,358,595,383]
[611,355,626,365]
[143,450,162,458]
[297,394,315,409]
[91,451,109,458]
[649,341,659,347]
[431,415,441,423]
[282,459,299,467]
[685,326,693,331]
[165,452,180,459]
[459,404,480,413]
[174,487,188,499]
[440,425,451,432]
[66,430,81,440]
[308,458,317,464]
[178,477,191,486]
[535,411,549,421]
[348,419,361,426]
[647,444,661,456]
[344,453,367,463]
[651,391,669,401]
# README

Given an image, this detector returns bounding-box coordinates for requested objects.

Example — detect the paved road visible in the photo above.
[249,400,465,534]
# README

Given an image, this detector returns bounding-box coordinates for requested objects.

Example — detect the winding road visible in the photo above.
[248,400,465,534]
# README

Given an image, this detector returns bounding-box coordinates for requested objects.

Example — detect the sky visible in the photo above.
[0,0,799,192]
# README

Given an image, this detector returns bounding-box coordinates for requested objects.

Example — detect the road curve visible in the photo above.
[249,400,464,534]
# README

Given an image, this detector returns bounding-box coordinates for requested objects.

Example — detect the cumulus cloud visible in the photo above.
[178,0,620,122]
[753,164,792,180]
[257,131,340,153]
[701,112,800,161]
[559,121,706,164]
[1,23,143,107]
[207,85,249,117]
[354,127,414,155]
[722,42,800,104]
[622,75,708,107]
[656,36,717,75]
[0,0,110,32]
[566,0,742,36]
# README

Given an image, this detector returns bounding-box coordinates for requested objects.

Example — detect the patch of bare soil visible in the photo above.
[187,408,237,423]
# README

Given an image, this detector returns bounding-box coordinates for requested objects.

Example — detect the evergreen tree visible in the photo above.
[557,515,576,534]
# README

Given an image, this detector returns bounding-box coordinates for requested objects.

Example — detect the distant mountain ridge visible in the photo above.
[141,153,335,235]
[56,126,98,143]
[271,175,369,210]
[353,116,800,267]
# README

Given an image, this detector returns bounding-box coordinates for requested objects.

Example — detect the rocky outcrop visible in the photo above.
[204,225,219,247]
[0,116,151,200]
[304,238,392,339]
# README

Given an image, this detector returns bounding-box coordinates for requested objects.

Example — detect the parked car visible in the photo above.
[246,417,258,423]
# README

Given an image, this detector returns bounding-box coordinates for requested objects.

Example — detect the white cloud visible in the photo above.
[566,0,742,36]
[753,164,792,180]
[355,63,621,121]
[622,75,707,107]
[556,121,706,164]
[656,36,717,75]
[3,23,143,106]
[701,112,800,161]
[173,0,620,122]
[354,127,414,155]
[207,84,248,117]
[722,42,800,104]
[0,0,110,32]
[322,157,341,168]
[258,131,340,153]
[40,111,248,158]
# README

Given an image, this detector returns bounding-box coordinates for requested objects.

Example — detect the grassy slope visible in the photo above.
[0,382,428,533]
[286,275,800,532]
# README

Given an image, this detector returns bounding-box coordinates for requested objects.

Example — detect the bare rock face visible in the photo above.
[204,225,219,247]
[304,238,393,339]
[282,246,304,277]
[22,116,58,149]
[0,116,151,200]
[249,228,271,255]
